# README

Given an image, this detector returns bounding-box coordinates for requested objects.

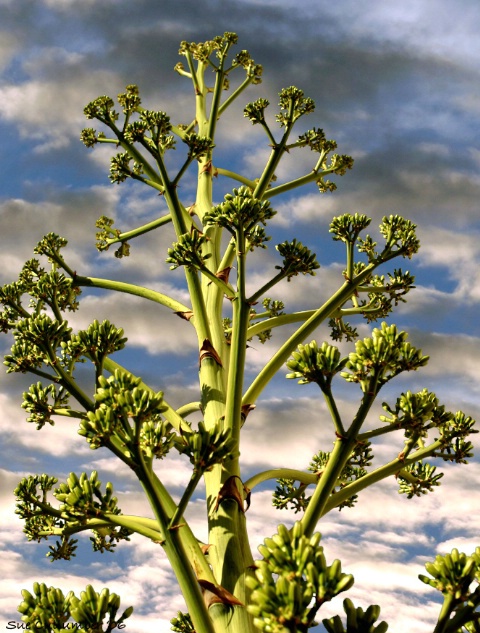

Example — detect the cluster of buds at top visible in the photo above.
[247,521,354,632]
[83,95,118,125]
[244,86,321,140]
[21,381,68,430]
[117,83,141,114]
[231,48,263,83]
[109,151,144,184]
[4,313,71,374]
[380,215,420,259]
[0,235,80,334]
[397,462,444,498]
[340,322,429,393]
[204,186,276,240]
[330,213,371,244]
[419,548,480,598]
[14,474,59,543]
[380,389,451,438]
[95,215,121,252]
[179,32,238,62]
[18,582,133,633]
[244,98,270,125]
[177,33,262,82]
[123,109,174,153]
[358,268,416,318]
[10,318,127,429]
[276,86,315,127]
[54,471,121,520]
[297,128,337,154]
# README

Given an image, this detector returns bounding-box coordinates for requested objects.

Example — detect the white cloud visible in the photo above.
[0,66,121,151]
[0,392,90,457]
[0,187,120,283]
[70,291,197,356]
[417,225,480,302]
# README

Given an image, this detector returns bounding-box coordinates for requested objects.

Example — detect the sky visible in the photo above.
[0,0,479,631]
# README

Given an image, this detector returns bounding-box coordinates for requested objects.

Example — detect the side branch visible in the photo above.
[243,267,375,407]
[75,276,191,314]
[321,439,445,515]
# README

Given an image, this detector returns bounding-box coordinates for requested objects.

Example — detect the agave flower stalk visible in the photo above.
[2,33,478,633]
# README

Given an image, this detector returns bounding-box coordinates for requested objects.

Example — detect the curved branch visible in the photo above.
[75,276,191,313]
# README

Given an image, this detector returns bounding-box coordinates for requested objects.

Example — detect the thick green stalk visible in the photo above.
[301,437,352,538]
[203,227,255,632]
[224,227,249,445]
[207,49,227,142]
[137,466,216,633]
[189,57,255,633]
[433,594,456,633]
[253,138,289,199]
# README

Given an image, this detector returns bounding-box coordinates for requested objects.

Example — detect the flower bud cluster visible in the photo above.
[80,370,171,459]
[18,582,133,633]
[322,598,388,633]
[109,151,144,184]
[69,585,133,631]
[54,471,120,519]
[18,583,73,631]
[330,213,371,244]
[397,462,444,498]
[286,340,346,387]
[166,229,212,270]
[204,186,276,239]
[22,381,67,429]
[380,214,420,258]
[276,86,315,127]
[419,548,480,600]
[170,611,195,632]
[247,522,354,632]
[275,239,320,281]
[341,322,429,392]
[174,421,238,473]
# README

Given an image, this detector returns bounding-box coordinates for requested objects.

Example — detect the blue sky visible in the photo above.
[0,1,479,631]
